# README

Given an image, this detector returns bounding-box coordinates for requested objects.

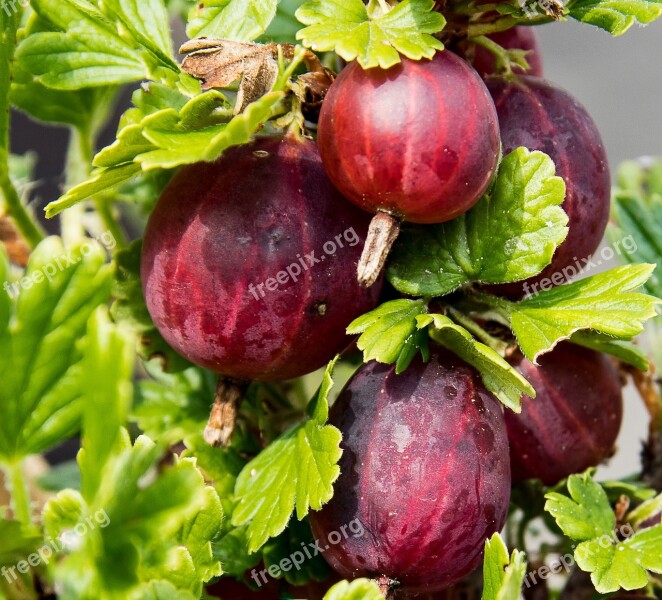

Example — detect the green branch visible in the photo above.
[3,460,32,526]
[0,5,46,248]
[446,306,510,355]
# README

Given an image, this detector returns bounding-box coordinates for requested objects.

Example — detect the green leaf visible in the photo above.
[29,0,118,36]
[133,580,199,600]
[503,265,661,362]
[347,299,430,374]
[307,356,339,424]
[42,488,87,541]
[56,434,223,598]
[44,163,142,218]
[567,0,662,35]
[296,0,445,69]
[111,239,154,332]
[482,534,528,600]
[323,579,385,600]
[134,367,216,445]
[0,519,41,566]
[575,525,662,593]
[93,88,219,168]
[212,525,261,577]
[264,0,307,43]
[187,0,279,41]
[101,0,175,67]
[1,4,22,150]
[45,60,295,216]
[0,2,28,253]
[111,238,194,372]
[6,152,37,190]
[610,159,662,299]
[263,517,330,586]
[420,313,535,412]
[231,420,343,552]
[11,64,118,130]
[183,435,246,502]
[388,148,568,297]
[569,331,650,371]
[78,308,135,502]
[137,90,284,170]
[182,436,254,577]
[627,491,662,528]
[177,486,224,584]
[24,0,178,87]
[0,237,113,460]
[0,248,10,332]
[601,479,658,504]
[16,30,149,89]
[544,472,616,541]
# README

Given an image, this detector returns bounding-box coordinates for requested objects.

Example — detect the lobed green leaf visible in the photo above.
[0,237,113,460]
[482,533,528,600]
[79,308,135,501]
[187,0,279,41]
[575,525,662,593]
[323,579,385,600]
[296,0,445,69]
[232,420,342,553]
[544,472,616,541]
[567,0,662,35]
[347,299,430,373]
[421,313,535,412]
[388,148,568,297]
[16,30,149,90]
[505,264,660,362]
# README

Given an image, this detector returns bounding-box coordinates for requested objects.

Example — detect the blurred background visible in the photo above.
[535,20,662,479]
[9,18,662,477]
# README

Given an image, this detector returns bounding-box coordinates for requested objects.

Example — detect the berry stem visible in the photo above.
[3,459,32,526]
[357,212,401,288]
[0,172,45,250]
[375,575,397,598]
[0,4,46,249]
[472,35,517,76]
[61,128,91,246]
[204,377,249,447]
[470,289,515,317]
[467,16,551,38]
[446,306,510,355]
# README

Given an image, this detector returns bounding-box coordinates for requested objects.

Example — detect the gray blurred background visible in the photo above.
[537,20,662,168]
[536,20,662,479]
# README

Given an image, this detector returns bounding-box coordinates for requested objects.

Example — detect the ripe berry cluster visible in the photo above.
[142,27,621,596]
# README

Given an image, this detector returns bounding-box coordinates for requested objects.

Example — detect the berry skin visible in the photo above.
[486,76,611,297]
[309,350,511,594]
[505,344,624,485]
[463,27,544,77]
[318,51,501,224]
[141,136,382,381]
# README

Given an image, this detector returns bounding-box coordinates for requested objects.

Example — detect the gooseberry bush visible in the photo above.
[1,1,662,599]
